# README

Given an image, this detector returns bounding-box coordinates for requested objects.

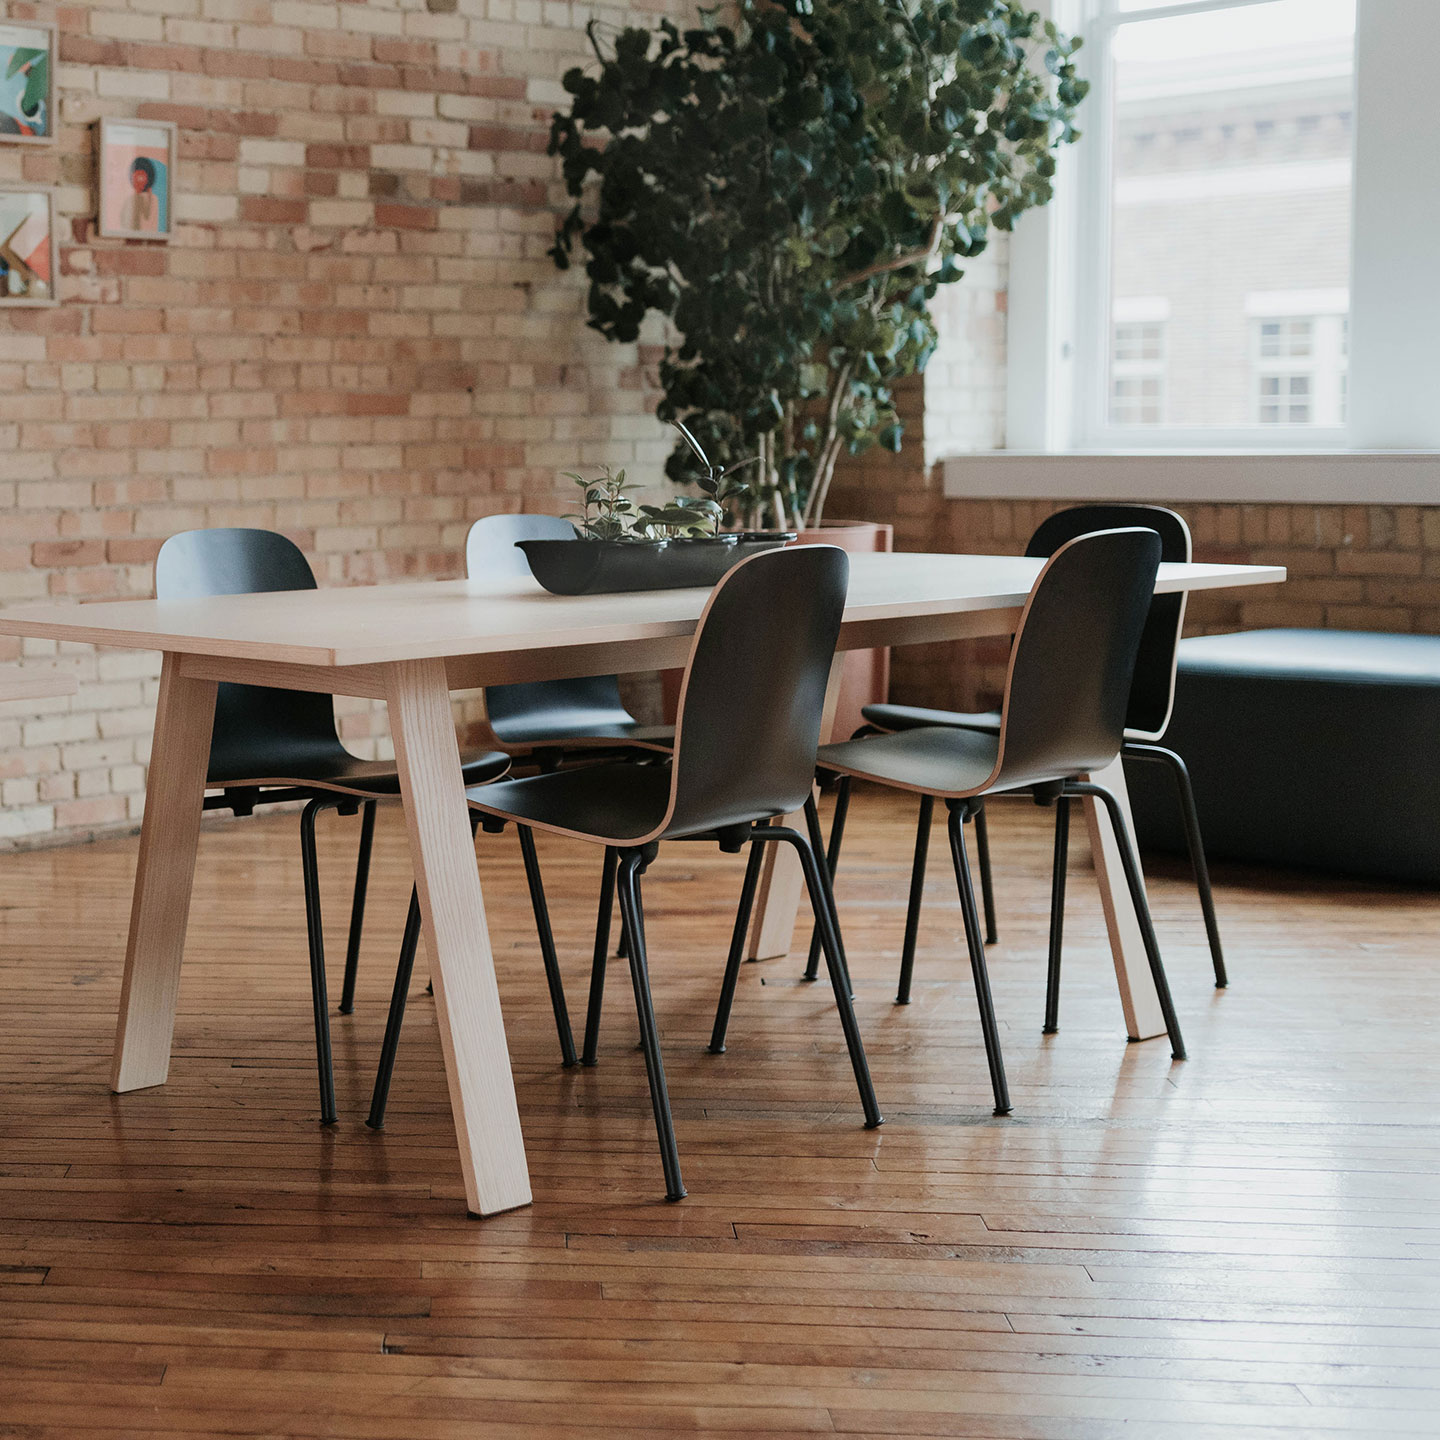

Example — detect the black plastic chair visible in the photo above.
[776,529,1185,1117]
[155,528,513,1124]
[470,514,673,757]
[852,504,1226,1009]
[368,545,881,1200]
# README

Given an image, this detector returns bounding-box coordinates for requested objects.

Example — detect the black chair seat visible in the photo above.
[487,712,674,750]
[466,762,673,845]
[862,701,1000,735]
[820,727,1001,798]
[212,747,511,797]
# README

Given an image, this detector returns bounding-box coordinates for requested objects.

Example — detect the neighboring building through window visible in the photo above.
[1110,299,1168,426]
[1089,0,1355,443]
[1249,293,1348,425]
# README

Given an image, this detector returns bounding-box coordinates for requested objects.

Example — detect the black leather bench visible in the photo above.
[1125,628,1440,885]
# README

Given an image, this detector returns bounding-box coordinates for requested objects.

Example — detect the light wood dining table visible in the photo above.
[0,551,1283,1217]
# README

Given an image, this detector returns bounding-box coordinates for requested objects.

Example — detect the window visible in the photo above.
[1078,0,1357,446]
[995,0,1440,468]
[1110,303,1167,425]
[1248,298,1347,425]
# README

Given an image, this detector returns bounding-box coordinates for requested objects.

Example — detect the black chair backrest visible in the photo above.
[1026,504,1189,738]
[466,514,636,746]
[665,545,849,838]
[155,529,347,783]
[992,528,1163,792]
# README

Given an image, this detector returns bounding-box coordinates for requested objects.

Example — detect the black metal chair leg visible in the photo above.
[1130,743,1227,988]
[803,793,853,996]
[1067,781,1187,1061]
[367,884,421,1130]
[516,824,577,1067]
[583,848,618,1065]
[896,794,934,1005]
[339,799,376,1015]
[1044,795,1070,1035]
[974,801,999,946]
[709,837,768,1055]
[298,798,338,1126]
[803,775,851,981]
[775,829,883,1130]
[946,802,1011,1116]
[616,847,685,1201]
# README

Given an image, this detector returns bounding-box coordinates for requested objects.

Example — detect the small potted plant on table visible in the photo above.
[518,424,789,595]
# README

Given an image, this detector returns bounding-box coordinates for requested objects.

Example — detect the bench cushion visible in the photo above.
[1125,628,1440,884]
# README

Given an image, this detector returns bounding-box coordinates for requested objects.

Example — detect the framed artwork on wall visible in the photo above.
[96,117,176,240]
[0,21,55,143]
[0,187,58,305]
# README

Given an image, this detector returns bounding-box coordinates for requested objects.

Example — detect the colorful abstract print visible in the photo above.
[0,27,50,140]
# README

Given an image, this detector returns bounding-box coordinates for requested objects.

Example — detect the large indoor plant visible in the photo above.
[548,0,1088,532]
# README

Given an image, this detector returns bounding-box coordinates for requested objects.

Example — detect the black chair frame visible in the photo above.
[850,504,1225,1013]
[370,545,882,1200]
[809,529,1187,1115]
[365,809,577,1130]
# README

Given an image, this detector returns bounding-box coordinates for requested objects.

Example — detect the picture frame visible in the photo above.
[0,21,55,145]
[96,117,176,241]
[0,186,58,306]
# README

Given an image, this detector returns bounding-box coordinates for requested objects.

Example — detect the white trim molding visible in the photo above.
[942,451,1440,505]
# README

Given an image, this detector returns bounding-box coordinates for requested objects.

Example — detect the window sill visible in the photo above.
[940,451,1440,505]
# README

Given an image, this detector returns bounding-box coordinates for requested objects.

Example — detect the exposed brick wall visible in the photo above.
[0,0,684,844]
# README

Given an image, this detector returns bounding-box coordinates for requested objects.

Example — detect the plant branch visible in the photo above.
[836,215,944,291]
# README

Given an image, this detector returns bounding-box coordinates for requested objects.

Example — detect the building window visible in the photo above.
[1257,374,1312,425]
[1081,0,1356,445]
[1250,304,1348,425]
[1110,312,1166,425]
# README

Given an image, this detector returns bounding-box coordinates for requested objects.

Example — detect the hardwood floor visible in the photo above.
[1,786,1438,1437]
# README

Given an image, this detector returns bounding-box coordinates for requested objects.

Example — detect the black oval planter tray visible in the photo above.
[518,533,795,596]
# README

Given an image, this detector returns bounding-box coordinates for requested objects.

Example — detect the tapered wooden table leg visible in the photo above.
[112,654,217,1092]
[385,657,531,1217]
[1081,756,1168,1041]
[746,655,847,961]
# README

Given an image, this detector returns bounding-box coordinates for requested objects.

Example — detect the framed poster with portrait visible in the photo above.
[96,117,176,240]
[0,187,58,305]
[0,21,54,144]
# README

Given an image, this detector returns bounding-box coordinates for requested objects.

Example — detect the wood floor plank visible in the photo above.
[1,788,1437,1434]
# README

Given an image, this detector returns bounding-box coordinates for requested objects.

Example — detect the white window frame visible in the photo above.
[985,0,1440,499]
[1074,0,1353,452]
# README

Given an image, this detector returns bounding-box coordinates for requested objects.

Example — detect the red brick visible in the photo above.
[240,197,308,225]
[345,394,410,416]
[33,540,105,567]
[137,102,209,129]
[375,204,436,231]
